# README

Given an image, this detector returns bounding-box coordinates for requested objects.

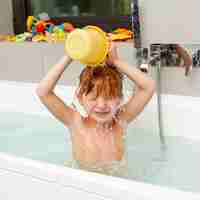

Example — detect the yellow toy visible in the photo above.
[32,34,47,42]
[27,16,38,32]
[65,26,109,66]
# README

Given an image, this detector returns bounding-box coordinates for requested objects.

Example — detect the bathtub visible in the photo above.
[0,81,199,200]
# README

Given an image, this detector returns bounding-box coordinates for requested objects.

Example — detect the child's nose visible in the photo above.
[96,98,108,110]
[97,98,106,107]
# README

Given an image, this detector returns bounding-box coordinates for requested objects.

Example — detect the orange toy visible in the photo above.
[109,28,133,41]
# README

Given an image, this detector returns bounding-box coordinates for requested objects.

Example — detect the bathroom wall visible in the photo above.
[140,0,200,46]
[0,42,200,97]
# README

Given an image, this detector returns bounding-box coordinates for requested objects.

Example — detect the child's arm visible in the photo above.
[36,55,79,127]
[107,43,156,123]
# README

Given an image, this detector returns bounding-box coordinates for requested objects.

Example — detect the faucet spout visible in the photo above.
[175,44,193,76]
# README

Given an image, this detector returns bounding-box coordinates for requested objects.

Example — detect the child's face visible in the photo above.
[80,91,121,123]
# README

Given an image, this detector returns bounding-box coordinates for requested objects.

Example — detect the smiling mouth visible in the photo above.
[94,111,110,116]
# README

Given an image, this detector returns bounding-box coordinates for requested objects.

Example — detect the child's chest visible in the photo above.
[71,122,125,160]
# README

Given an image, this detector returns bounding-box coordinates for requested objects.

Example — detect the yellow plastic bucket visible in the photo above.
[65,25,109,66]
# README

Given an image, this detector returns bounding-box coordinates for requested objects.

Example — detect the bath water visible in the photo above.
[0,112,200,193]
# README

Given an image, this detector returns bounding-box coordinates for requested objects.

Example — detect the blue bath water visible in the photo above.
[0,112,200,193]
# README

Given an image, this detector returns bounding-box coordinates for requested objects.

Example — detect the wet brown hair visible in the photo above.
[78,65,123,99]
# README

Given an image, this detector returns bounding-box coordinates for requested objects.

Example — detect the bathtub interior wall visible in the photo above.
[0,81,75,116]
[162,94,200,141]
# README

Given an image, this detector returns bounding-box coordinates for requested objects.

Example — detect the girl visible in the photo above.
[36,42,155,176]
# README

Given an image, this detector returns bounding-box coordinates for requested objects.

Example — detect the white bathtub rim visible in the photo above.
[0,152,200,200]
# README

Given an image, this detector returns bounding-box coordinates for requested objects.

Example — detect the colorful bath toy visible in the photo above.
[27,16,39,32]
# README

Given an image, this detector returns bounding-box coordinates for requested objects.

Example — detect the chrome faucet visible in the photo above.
[149,44,193,76]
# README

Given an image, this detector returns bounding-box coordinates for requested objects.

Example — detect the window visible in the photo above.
[30,0,131,17]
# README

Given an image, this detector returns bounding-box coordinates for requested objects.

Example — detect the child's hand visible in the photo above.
[64,54,73,62]
[106,36,120,66]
